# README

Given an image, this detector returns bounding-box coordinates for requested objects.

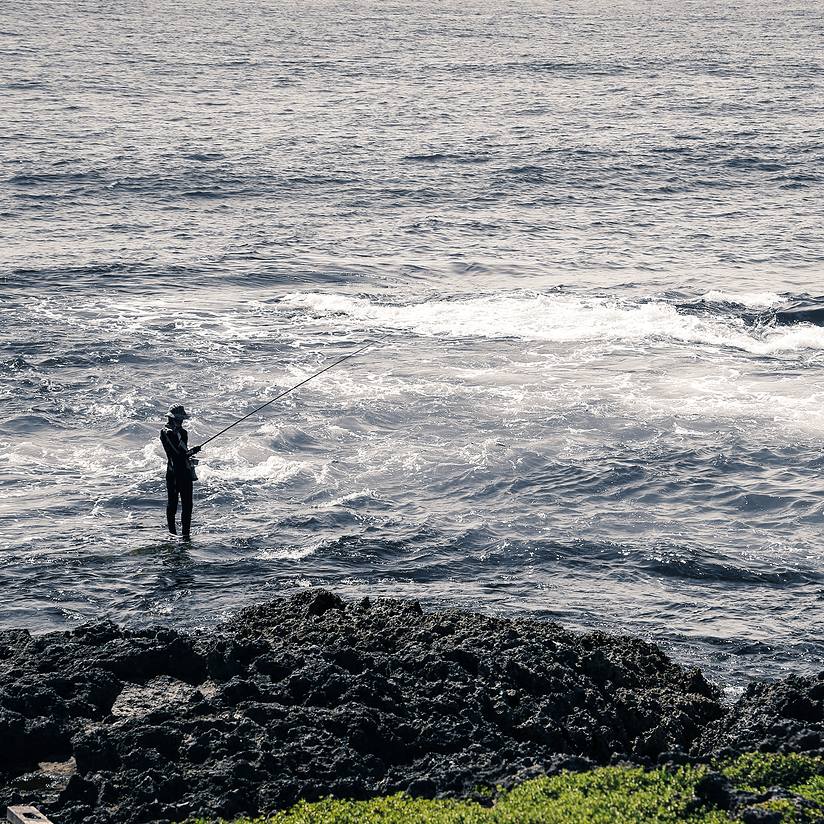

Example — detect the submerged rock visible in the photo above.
[0,591,813,823]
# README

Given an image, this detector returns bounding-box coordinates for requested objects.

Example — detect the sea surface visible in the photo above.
[2,0,824,687]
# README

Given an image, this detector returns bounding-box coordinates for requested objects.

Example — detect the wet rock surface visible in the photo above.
[0,590,819,823]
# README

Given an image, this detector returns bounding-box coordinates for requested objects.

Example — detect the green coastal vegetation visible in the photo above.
[192,752,824,824]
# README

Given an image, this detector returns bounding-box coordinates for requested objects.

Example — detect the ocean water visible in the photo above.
[2,0,824,686]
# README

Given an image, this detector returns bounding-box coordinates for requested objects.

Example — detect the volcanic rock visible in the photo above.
[0,590,804,823]
[694,672,824,757]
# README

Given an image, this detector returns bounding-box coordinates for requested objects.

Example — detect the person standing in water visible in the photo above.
[160,405,201,539]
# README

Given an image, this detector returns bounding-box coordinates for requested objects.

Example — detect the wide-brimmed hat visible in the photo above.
[166,404,191,420]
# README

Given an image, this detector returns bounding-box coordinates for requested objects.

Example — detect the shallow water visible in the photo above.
[2,0,824,686]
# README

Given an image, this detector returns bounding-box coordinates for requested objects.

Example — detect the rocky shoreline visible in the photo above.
[1,590,822,824]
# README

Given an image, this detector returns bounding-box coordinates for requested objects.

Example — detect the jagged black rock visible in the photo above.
[0,590,821,824]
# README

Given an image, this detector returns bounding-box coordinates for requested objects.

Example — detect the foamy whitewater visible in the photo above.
[2,0,824,685]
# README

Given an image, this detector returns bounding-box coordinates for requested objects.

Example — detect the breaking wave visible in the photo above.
[281,292,824,356]
[700,290,784,309]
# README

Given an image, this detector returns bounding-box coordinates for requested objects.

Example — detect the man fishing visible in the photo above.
[160,404,201,539]
[156,341,378,538]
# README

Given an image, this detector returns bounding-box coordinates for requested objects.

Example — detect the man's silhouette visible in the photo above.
[160,405,200,538]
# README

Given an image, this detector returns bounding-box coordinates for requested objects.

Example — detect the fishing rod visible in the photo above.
[195,337,384,450]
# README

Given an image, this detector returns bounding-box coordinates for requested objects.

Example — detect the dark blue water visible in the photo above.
[2,0,824,687]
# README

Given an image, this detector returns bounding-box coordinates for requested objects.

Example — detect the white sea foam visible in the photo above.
[616,373,824,434]
[701,290,784,309]
[320,488,380,508]
[282,292,824,355]
[197,454,305,484]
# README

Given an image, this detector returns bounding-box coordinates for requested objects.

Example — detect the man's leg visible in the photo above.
[180,480,193,539]
[166,473,178,535]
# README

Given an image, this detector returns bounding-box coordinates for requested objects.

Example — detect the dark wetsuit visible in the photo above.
[160,424,193,536]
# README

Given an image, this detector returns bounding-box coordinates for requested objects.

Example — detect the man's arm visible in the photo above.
[161,429,189,459]
[182,429,201,456]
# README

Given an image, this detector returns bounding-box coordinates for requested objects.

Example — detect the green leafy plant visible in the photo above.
[190,753,824,824]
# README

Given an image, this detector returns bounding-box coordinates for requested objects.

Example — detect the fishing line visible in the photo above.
[195,337,385,449]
